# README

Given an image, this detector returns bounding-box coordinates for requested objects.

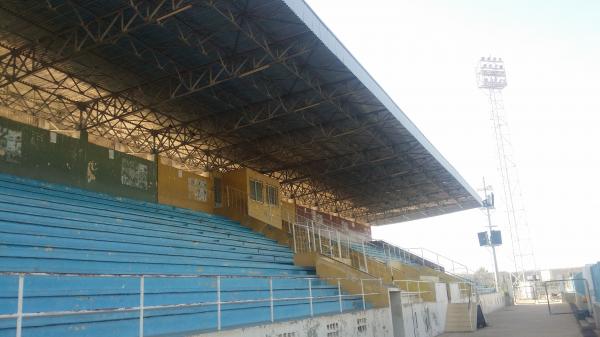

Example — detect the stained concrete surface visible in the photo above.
[440,304,583,337]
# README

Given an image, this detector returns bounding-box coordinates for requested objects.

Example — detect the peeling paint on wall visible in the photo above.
[0,127,22,163]
[0,116,156,201]
[423,307,431,332]
[86,161,97,183]
[188,177,208,202]
[191,308,392,337]
[121,157,148,190]
[29,129,45,150]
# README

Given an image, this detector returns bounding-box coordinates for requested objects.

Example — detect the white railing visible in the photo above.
[292,222,370,272]
[292,223,351,256]
[219,185,473,286]
[458,281,477,299]
[393,279,437,302]
[405,247,470,275]
[290,219,449,274]
[221,190,479,293]
[288,218,491,299]
[0,272,382,337]
[291,213,459,272]
[223,185,247,218]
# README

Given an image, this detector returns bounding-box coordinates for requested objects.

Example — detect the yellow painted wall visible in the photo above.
[246,168,282,229]
[281,200,296,226]
[221,168,247,193]
[157,161,213,213]
[295,252,389,308]
[211,171,223,209]
[218,168,282,229]
[217,168,248,221]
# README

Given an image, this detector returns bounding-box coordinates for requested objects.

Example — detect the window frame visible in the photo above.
[266,184,278,206]
[213,177,222,207]
[249,179,264,203]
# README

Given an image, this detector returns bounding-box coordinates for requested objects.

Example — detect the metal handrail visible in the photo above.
[392,279,438,306]
[221,186,470,279]
[291,221,464,277]
[0,272,383,337]
[292,214,458,273]
[405,247,470,275]
[223,190,480,292]
[393,279,436,298]
[288,221,496,306]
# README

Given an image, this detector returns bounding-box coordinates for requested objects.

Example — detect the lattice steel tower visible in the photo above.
[477,57,536,285]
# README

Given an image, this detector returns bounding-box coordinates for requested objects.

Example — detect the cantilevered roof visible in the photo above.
[0,0,481,224]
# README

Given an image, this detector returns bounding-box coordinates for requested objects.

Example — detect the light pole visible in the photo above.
[481,177,500,292]
[476,56,536,285]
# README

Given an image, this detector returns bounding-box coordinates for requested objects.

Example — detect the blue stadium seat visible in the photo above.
[353,243,413,266]
[0,173,366,337]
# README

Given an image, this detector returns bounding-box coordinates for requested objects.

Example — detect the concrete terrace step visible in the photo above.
[0,189,276,246]
[0,175,265,235]
[0,210,292,256]
[0,174,237,225]
[0,173,368,336]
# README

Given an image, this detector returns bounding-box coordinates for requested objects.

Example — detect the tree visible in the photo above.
[473,267,496,288]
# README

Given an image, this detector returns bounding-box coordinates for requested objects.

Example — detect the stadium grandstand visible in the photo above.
[0,1,500,337]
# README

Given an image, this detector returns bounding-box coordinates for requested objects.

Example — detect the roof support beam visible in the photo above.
[0,0,195,88]
[207,1,465,217]
[0,1,478,221]
[273,140,421,184]
[207,107,392,167]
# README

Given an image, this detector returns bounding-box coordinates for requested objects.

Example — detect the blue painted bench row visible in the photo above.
[0,174,367,336]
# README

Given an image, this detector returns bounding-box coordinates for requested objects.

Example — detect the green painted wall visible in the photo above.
[85,141,157,202]
[0,116,156,202]
[0,117,83,186]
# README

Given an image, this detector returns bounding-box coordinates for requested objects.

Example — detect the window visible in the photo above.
[213,177,222,207]
[249,179,263,202]
[266,185,278,205]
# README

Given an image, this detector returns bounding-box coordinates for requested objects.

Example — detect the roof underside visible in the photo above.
[0,0,480,224]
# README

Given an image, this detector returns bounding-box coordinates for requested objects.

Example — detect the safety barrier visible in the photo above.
[0,272,382,337]
[393,279,437,302]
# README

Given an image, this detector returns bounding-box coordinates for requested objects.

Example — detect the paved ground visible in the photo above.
[440,303,583,337]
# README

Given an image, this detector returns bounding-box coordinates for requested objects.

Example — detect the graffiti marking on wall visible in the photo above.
[121,158,148,190]
[87,161,98,183]
[29,129,45,150]
[0,127,22,163]
[423,307,432,332]
[188,177,208,202]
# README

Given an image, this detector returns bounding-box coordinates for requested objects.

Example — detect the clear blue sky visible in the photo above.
[305,0,600,272]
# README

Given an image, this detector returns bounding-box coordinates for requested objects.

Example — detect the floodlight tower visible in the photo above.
[476,57,536,287]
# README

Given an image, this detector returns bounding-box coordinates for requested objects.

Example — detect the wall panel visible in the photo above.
[0,116,157,202]
[157,161,213,213]
[84,142,157,202]
[247,169,282,229]
[0,117,83,187]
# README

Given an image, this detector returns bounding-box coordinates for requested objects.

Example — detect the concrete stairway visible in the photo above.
[445,303,477,332]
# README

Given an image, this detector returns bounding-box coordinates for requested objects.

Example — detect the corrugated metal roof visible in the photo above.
[0,0,481,224]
